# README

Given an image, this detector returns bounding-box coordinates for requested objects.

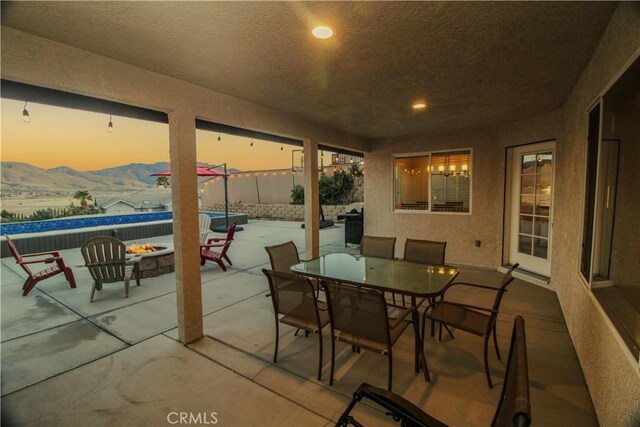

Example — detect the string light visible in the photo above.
[22,101,30,123]
[250,138,254,147]
[107,114,113,133]
[280,145,284,151]
[217,133,222,144]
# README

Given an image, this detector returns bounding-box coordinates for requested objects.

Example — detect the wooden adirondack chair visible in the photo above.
[4,235,77,296]
[81,236,141,302]
[198,213,212,245]
[200,222,236,271]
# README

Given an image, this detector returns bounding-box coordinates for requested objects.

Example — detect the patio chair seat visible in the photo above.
[427,302,491,336]
[35,265,60,279]
[281,302,330,332]
[336,318,411,354]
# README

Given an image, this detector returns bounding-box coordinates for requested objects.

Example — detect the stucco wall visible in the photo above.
[551,4,640,425]
[364,109,561,268]
[364,4,640,424]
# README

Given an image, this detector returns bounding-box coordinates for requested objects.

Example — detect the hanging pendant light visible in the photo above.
[107,114,114,133]
[217,133,222,144]
[22,101,30,123]
[280,145,284,151]
[250,138,254,147]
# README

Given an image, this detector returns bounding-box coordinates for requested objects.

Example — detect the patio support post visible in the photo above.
[168,109,203,344]
[303,139,320,258]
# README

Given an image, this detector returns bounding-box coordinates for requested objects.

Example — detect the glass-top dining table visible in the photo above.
[291,252,459,382]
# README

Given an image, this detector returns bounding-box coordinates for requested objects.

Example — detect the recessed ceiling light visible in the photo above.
[412,102,427,110]
[312,26,334,39]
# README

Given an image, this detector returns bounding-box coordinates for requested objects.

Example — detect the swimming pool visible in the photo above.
[0,211,229,235]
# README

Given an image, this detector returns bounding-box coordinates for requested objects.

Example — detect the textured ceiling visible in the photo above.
[1,1,616,139]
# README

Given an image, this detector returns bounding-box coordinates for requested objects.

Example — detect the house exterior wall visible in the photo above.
[364,109,561,268]
[102,201,136,214]
[551,4,640,425]
[364,4,640,424]
[365,3,640,425]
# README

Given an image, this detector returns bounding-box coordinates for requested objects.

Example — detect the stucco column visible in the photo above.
[168,109,203,344]
[303,139,320,258]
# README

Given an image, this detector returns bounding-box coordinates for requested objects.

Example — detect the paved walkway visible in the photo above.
[1,220,597,425]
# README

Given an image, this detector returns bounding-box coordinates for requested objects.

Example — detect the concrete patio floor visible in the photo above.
[1,220,597,426]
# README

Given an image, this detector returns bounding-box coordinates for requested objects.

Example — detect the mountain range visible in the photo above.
[0,161,242,195]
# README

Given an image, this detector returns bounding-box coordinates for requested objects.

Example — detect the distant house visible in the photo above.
[98,188,172,214]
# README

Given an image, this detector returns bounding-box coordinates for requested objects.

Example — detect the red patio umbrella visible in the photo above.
[151,164,240,232]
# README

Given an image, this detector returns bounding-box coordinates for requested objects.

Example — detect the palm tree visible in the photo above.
[156,176,170,187]
[73,190,93,208]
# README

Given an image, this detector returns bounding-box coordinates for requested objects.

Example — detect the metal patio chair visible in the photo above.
[265,240,322,296]
[5,234,77,296]
[262,269,329,380]
[323,280,411,391]
[422,263,520,388]
[403,238,447,265]
[360,235,406,307]
[359,235,396,259]
[265,241,300,273]
[336,316,530,427]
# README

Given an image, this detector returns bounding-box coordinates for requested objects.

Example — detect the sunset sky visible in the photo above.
[1,99,317,172]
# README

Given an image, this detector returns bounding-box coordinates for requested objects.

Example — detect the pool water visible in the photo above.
[0,211,225,235]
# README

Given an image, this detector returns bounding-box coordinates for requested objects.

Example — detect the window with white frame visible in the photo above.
[394,150,471,213]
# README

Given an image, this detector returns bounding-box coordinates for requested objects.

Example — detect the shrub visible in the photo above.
[290,170,357,205]
[291,185,305,205]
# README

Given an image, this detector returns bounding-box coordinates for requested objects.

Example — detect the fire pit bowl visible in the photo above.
[126,243,175,278]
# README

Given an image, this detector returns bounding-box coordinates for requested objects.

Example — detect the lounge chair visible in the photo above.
[81,236,141,302]
[200,222,236,271]
[5,234,76,296]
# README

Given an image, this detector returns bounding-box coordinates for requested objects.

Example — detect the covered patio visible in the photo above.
[2,221,594,426]
[1,2,639,426]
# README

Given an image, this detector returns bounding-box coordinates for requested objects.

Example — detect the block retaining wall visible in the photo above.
[206,202,347,222]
